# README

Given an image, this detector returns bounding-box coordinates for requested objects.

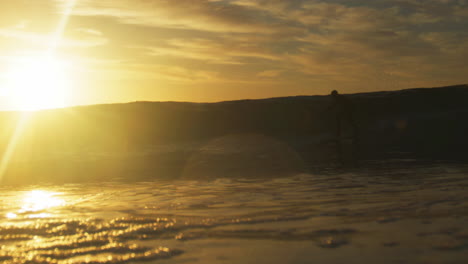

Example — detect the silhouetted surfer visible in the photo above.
[329,90,356,138]
[329,90,358,165]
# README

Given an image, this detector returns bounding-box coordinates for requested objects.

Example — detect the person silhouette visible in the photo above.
[329,90,358,165]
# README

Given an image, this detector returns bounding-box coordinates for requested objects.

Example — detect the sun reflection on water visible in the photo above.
[5,212,17,219]
[6,190,66,219]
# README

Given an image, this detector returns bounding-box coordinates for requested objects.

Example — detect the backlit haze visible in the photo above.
[0,0,467,110]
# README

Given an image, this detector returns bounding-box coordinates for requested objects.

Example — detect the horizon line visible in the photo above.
[0,83,466,113]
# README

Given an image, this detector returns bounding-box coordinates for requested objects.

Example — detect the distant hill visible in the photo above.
[1,84,467,184]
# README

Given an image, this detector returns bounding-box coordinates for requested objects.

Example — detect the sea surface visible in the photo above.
[1,162,468,264]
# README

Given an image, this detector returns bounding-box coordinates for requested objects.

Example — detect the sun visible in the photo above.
[4,54,71,111]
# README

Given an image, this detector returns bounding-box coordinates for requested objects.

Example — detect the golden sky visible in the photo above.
[0,0,467,109]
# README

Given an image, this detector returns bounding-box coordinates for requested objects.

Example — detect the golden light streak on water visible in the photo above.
[20,190,66,213]
[5,190,66,219]
[5,212,17,219]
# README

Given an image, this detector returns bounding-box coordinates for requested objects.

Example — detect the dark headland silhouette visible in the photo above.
[1,84,467,184]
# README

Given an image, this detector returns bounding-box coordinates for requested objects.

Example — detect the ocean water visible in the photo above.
[1,163,468,264]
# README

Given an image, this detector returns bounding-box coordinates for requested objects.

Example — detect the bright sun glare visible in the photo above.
[6,190,66,219]
[20,190,66,212]
[4,54,70,111]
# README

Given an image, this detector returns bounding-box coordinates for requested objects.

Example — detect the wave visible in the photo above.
[0,84,467,184]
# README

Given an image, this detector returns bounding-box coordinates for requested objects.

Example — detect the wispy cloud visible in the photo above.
[0,27,108,48]
[66,0,298,34]
[1,0,467,104]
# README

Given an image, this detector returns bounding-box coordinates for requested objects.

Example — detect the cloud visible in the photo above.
[93,62,221,83]
[257,70,283,78]
[141,37,281,65]
[47,0,468,93]
[0,27,108,48]
[65,0,299,34]
[75,28,103,36]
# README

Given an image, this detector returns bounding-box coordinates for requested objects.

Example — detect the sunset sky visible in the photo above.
[0,0,467,109]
